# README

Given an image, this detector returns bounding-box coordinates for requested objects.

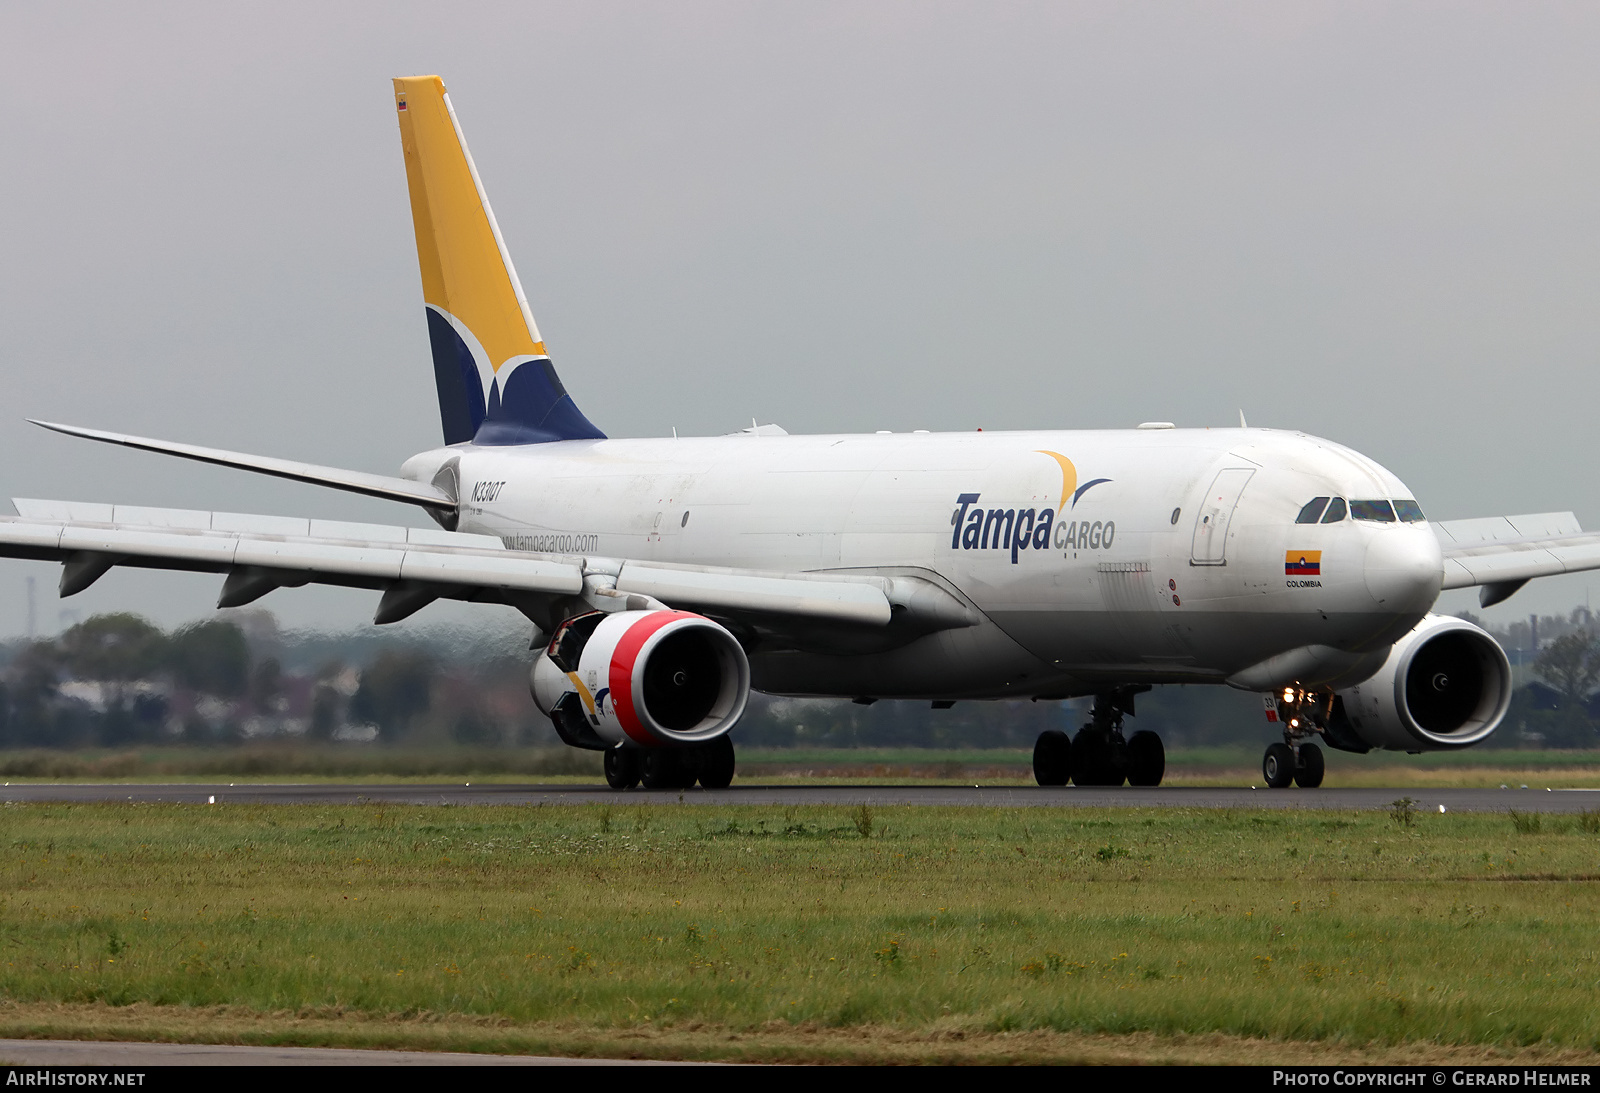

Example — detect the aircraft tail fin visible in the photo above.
[393,76,604,446]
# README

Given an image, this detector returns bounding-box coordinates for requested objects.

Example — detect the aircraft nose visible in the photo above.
[1363,525,1443,614]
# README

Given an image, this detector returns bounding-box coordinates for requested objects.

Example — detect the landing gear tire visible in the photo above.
[697,736,736,789]
[640,750,694,789]
[1126,731,1165,787]
[1033,730,1072,786]
[1263,742,1295,788]
[1106,737,1128,787]
[1293,742,1325,789]
[1069,729,1103,786]
[1071,729,1127,787]
[604,747,640,789]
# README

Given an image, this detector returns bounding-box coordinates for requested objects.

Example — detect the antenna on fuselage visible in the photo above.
[1238,409,1248,428]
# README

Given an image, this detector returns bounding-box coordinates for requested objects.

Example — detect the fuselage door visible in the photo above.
[1190,467,1255,565]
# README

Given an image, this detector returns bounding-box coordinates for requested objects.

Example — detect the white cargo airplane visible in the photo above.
[3,76,1595,790]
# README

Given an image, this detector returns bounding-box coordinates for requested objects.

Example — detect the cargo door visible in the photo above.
[1190,467,1255,565]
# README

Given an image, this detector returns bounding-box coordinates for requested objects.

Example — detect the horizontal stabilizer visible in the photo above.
[30,420,455,513]
[0,500,579,624]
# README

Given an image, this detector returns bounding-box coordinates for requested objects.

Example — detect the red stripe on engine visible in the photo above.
[609,611,699,746]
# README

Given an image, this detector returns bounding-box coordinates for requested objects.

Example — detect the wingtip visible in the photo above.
[30,420,115,442]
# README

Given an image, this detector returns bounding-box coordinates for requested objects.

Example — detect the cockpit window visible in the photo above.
[1321,497,1347,523]
[1296,497,1330,524]
[1393,499,1426,523]
[1350,499,1397,522]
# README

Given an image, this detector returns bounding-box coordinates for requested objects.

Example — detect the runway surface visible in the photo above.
[0,1039,703,1066]
[3,782,1596,811]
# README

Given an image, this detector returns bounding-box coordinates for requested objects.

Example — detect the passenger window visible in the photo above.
[1321,497,1347,523]
[1296,497,1330,524]
[1350,499,1397,522]
[1393,499,1426,523]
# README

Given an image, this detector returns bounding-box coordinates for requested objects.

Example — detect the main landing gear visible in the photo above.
[1261,688,1327,789]
[604,735,737,791]
[1033,689,1165,787]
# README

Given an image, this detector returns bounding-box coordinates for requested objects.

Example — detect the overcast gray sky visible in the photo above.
[1,1,1597,637]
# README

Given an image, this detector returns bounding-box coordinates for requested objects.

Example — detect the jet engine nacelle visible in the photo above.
[1331,614,1511,752]
[530,609,750,750]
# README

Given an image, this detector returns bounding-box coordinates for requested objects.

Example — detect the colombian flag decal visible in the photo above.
[1285,550,1322,576]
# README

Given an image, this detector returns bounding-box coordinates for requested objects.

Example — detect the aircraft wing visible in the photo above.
[0,499,924,635]
[1435,511,1600,607]
[30,420,455,514]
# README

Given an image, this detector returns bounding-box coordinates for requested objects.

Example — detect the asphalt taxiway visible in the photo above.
[1,782,1594,811]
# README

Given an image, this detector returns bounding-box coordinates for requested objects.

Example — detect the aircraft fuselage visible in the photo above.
[405,426,1444,700]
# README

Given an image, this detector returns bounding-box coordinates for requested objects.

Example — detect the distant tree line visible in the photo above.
[1501,628,1600,747]
[0,612,548,750]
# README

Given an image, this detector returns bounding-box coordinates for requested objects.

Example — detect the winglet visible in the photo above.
[394,76,604,446]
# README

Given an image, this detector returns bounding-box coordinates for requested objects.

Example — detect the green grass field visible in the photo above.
[7,746,1600,789]
[3,800,1600,1063]
[735,747,1600,788]
[0,747,603,783]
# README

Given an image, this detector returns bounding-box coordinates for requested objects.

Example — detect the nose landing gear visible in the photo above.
[1262,688,1328,788]
[1262,741,1325,788]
